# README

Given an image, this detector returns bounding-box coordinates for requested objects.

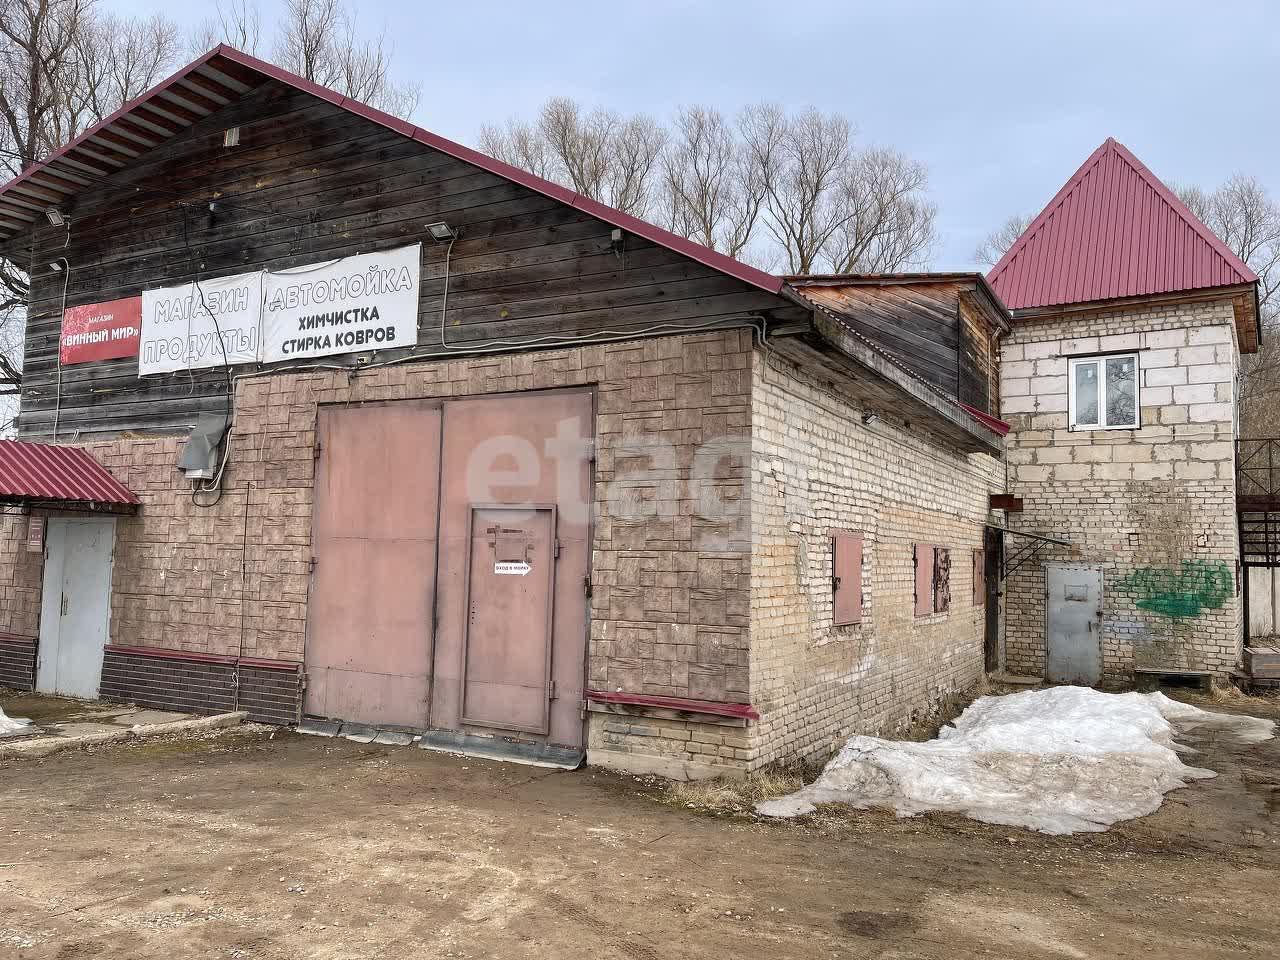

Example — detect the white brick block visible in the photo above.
[1189,441,1232,461]
[1094,462,1134,481]
[1034,359,1065,377]
[1036,375,1067,394]
[1100,333,1140,351]
[1023,341,1059,360]
[1036,392,1068,413]
[1186,363,1232,385]
[1142,348,1179,369]
[1174,460,1216,480]
[1003,360,1036,379]
[1015,464,1052,482]
[1188,402,1233,423]
[1061,336,1099,355]
[1187,326,1232,345]
[1172,383,1215,405]
[1002,395,1037,414]
[1178,345,1218,366]
[1003,377,1030,397]
[1143,385,1173,406]
[1144,366,1186,387]
[1052,463,1091,481]
[1132,462,1173,480]
[1143,329,1187,349]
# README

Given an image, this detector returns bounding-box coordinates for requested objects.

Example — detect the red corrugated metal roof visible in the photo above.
[988,138,1257,311]
[0,45,783,296]
[0,441,139,507]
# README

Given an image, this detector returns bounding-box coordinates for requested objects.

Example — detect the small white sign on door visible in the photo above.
[494,561,531,576]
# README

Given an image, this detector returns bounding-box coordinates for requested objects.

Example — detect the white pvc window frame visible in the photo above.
[1068,352,1141,430]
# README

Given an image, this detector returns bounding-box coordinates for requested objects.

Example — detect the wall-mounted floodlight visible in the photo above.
[45,207,65,226]
[862,412,880,426]
[425,220,457,242]
[48,261,64,272]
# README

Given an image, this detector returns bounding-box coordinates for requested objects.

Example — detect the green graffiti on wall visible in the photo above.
[1116,560,1233,619]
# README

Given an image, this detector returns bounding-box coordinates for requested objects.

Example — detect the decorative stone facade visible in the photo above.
[749,352,1002,767]
[0,327,1009,775]
[1001,298,1242,682]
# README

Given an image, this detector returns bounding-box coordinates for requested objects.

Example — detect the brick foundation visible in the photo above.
[0,634,36,690]
[99,646,301,723]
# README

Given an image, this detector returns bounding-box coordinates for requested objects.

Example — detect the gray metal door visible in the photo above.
[37,516,115,699]
[1045,564,1102,685]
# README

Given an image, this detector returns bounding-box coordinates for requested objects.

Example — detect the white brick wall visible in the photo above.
[1000,298,1242,681]
[749,351,1002,767]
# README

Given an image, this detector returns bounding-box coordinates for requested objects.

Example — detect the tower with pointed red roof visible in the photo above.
[990,138,1257,688]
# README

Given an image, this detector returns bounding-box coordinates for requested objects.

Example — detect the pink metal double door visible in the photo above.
[305,401,442,728]
[430,391,593,749]
[305,390,592,747]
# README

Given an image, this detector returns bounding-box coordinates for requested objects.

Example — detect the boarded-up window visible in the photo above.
[914,544,934,617]
[915,543,953,617]
[933,548,951,613]
[973,549,986,606]
[832,532,863,626]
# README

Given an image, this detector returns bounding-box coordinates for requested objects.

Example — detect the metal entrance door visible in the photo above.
[305,401,441,728]
[460,506,556,733]
[1045,564,1102,685]
[431,390,592,748]
[37,516,115,699]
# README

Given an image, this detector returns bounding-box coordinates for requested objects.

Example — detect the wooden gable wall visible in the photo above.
[15,80,805,438]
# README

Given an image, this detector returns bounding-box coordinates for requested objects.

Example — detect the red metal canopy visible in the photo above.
[0,440,139,510]
[988,138,1257,311]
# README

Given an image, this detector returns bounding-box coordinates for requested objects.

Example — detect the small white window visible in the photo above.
[1068,353,1139,430]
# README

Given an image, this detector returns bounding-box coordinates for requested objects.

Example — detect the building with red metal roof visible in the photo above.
[0,46,1010,774]
[991,138,1259,691]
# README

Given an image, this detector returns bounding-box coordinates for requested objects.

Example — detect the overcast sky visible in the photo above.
[117,0,1280,270]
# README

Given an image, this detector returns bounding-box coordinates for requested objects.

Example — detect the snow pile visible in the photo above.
[0,705,31,736]
[757,687,1274,834]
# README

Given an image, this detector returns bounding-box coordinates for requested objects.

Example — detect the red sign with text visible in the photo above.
[60,296,142,365]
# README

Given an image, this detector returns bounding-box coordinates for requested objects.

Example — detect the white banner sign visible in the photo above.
[140,272,261,374]
[260,244,421,364]
[137,244,421,376]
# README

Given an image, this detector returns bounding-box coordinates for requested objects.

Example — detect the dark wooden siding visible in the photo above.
[17,80,804,438]
[791,279,1005,416]
[957,292,1000,415]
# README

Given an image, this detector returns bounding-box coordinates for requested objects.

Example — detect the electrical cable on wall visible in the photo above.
[50,255,70,442]
[179,203,236,507]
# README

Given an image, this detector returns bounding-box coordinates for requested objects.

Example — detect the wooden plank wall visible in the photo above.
[957,291,1000,415]
[17,79,805,438]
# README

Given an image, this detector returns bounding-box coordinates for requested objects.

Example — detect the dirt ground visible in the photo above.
[1,693,1278,960]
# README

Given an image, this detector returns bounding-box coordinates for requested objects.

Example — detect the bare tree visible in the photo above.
[478,117,556,180]
[1178,177,1280,432]
[188,0,263,57]
[0,0,180,415]
[973,213,1032,267]
[272,0,419,116]
[825,147,937,273]
[0,0,91,175]
[657,106,762,258]
[740,105,850,274]
[481,97,667,218]
[479,98,937,273]
[740,105,937,274]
